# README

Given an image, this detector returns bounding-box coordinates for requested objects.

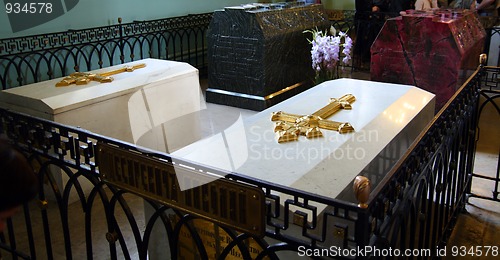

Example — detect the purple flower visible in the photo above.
[305,27,352,82]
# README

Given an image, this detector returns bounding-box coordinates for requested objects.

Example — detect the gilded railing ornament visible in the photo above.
[270,94,355,143]
[353,175,371,209]
[479,53,487,66]
[55,63,146,87]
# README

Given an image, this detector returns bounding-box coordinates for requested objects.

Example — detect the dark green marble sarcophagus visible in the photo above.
[206,2,330,111]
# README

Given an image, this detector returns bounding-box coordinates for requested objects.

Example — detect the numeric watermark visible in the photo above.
[5,2,52,14]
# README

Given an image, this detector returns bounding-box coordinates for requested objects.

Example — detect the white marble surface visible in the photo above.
[172,78,435,201]
[0,58,205,143]
[0,59,205,204]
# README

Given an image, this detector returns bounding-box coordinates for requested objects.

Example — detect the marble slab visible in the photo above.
[172,78,435,204]
[0,59,205,204]
[0,58,205,143]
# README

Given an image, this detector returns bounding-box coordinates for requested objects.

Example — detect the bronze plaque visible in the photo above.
[97,142,265,237]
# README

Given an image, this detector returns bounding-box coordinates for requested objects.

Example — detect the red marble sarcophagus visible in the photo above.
[370,10,486,109]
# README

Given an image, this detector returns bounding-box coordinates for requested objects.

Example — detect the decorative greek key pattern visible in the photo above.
[0,26,121,56]
[0,13,213,56]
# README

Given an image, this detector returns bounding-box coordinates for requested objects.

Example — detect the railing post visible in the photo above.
[118,17,125,64]
[355,208,371,259]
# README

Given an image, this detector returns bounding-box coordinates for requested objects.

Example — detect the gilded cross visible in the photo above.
[271,94,355,143]
[55,63,147,87]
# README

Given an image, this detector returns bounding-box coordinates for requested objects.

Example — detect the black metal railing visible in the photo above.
[0,13,213,90]
[0,59,485,260]
[367,64,482,255]
[470,66,500,203]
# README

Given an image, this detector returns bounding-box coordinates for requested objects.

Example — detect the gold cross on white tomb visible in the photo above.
[271,94,355,143]
[55,63,146,87]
